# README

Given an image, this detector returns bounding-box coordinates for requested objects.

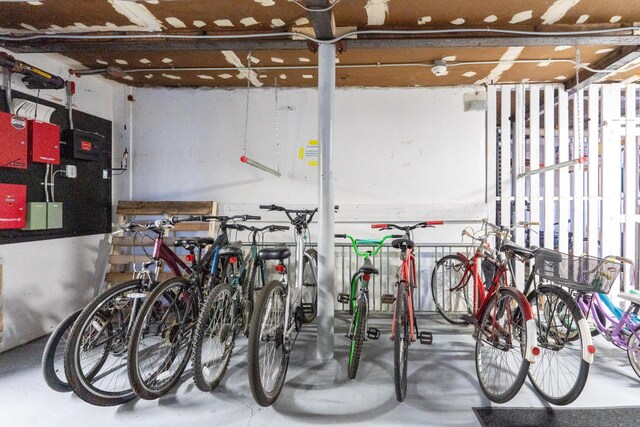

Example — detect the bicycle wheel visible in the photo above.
[192,283,235,391]
[527,285,590,405]
[475,287,529,403]
[42,309,81,392]
[128,277,195,400]
[431,254,473,325]
[394,282,409,402]
[348,298,367,380]
[627,326,640,379]
[301,248,318,323]
[247,279,289,407]
[64,280,143,406]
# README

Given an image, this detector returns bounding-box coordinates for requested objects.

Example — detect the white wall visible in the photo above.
[0,49,115,351]
[120,86,489,242]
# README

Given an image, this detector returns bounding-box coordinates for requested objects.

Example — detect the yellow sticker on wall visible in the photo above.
[299,140,319,166]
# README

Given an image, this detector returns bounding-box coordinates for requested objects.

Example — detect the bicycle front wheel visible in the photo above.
[247,279,289,407]
[348,298,367,380]
[527,284,590,405]
[475,287,529,403]
[128,277,195,400]
[431,254,473,325]
[42,309,81,392]
[394,282,409,402]
[301,248,318,323]
[192,283,235,391]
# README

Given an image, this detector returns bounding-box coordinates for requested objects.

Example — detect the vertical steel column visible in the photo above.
[317,42,336,360]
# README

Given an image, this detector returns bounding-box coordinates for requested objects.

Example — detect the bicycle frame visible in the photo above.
[391,247,418,342]
[579,293,639,351]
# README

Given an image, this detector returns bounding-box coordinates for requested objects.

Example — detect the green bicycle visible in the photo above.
[335,233,401,379]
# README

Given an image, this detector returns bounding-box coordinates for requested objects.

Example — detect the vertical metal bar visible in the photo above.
[316,42,336,360]
[573,89,585,255]
[514,85,526,288]
[601,85,621,262]
[487,85,498,223]
[543,86,555,249]
[386,245,390,312]
[417,246,422,311]
[529,86,541,236]
[558,89,570,253]
[587,85,600,256]
[501,86,512,227]
[623,84,638,292]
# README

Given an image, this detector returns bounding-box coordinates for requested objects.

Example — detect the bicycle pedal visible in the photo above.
[367,327,380,340]
[418,331,433,345]
[460,314,475,325]
[301,303,314,314]
[381,294,395,304]
[337,293,350,304]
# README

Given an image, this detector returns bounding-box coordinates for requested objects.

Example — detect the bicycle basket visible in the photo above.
[534,248,622,294]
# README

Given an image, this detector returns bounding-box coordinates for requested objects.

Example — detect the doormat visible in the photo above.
[473,406,640,427]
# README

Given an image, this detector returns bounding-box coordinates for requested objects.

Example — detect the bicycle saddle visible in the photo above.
[219,241,244,257]
[358,258,379,275]
[174,237,215,249]
[500,240,534,259]
[258,245,291,260]
[619,292,640,307]
[392,237,414,250]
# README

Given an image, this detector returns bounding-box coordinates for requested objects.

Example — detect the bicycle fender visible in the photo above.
[525,318,538,363]
[578,318,595,364]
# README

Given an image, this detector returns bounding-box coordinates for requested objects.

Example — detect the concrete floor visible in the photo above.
[1,313,639,427]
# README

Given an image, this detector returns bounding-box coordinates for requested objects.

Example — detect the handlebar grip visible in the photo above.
[528,221,540,226]
[371,223,388,229]
[391,234,403,238]
[426,220,444,226]
[615,256,634,264]
[259,204,275,210]
[334,234,346,238]
[244,215,261,221]
[272,225,290,231]
[171,215,200,224]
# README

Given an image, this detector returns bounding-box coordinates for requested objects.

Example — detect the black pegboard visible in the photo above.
[0,89,112,244]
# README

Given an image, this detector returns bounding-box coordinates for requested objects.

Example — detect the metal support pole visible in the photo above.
[317,42,336,360]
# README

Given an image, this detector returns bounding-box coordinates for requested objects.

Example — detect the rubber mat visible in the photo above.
[473,406,640,427]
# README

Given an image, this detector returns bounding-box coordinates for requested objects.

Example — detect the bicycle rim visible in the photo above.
[475,288,529,403]
[528,285,590,405]
[431,254,473,324]
[301,249,318,323]
[394,283,409,402]
[628,328,640,379]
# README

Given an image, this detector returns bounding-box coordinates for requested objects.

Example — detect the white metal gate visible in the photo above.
[490,84,639,294]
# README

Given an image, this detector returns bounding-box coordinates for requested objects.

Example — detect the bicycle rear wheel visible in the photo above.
[627,327,640,379]
[64,280,143,406]
[394,282,409,402]
[431,254,473,325]
[42,309,81,392]
[348,298,367,380]
[247,279,289,407]
[475,287,529,403]
[128,277,195,400]
[527,284,590,405]
[301,248,318,323]
[192,283,235,391]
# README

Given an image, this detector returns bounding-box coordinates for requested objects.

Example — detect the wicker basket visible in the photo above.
[534,248,622,294]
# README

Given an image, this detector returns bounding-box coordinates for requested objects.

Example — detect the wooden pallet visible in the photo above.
[105,201,217,285]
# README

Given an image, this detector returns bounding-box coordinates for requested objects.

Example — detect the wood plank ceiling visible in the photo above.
[0,0,639,88]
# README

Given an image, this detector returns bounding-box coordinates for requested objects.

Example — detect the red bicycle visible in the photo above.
[371,220,441,402]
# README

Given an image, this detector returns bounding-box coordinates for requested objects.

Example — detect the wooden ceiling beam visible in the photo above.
[564,45,640,93]
[3,35,640,54]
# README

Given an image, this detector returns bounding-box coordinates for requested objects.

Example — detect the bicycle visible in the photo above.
[63,219,203,406]
[369,220,441,402]
[191,223,290,392]
[431,220,540,403]
[247,204,320,407]
[334,232,402,379]
[126,213,260,400]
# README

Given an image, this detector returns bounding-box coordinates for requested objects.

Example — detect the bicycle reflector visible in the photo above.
[363,274,371,281]
[275,264,286,273]
[186,254,195,262]
[587,345,596,354]
[531,346,541,356]
[229,257,238,264]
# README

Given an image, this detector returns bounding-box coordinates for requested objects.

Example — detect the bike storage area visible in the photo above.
[0,2,639,426]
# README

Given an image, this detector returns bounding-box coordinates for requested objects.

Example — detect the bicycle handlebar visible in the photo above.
[371,220,443,231]
[335,233,399,257]
[227,224,290,233]
[170,214,261,225]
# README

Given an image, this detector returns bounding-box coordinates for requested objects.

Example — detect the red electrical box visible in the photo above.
[29,120,60,164]
[0,183,27,229]
[0,111,28,169]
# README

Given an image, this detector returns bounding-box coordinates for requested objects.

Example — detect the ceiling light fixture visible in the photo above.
[431,59,448,77]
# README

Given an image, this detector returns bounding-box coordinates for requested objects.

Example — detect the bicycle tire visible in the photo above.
[42,309,81,392]
[527,285,590,405]
[431,254,473,325]
[301,248,318,323]
[627,326,640,379]
[394,282,409,402]
[64,280,143,406]
[475,287,530,404]
[347,298,367,380]
[192,283,235,392]
[128,277,195,400]
[247,279,289,407]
